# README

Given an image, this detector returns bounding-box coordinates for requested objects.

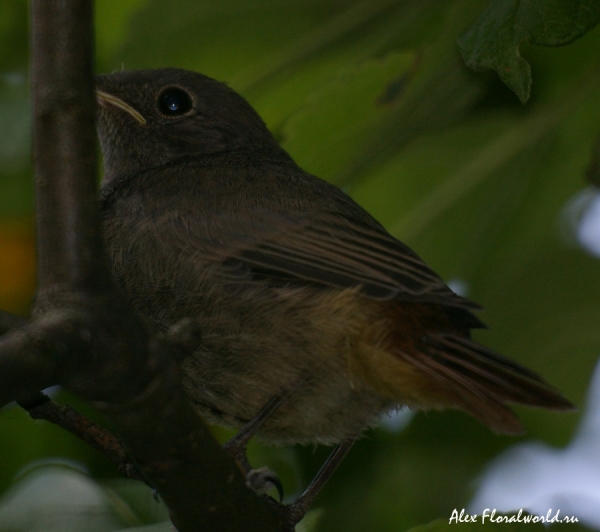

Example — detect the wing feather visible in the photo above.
[221,211,478,310]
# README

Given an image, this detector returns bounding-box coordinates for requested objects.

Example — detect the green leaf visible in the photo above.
[458,0,600,103]
[0,1,28,72]
[95,0,147,69]
[0,75,30,173]
[279,51,416,180]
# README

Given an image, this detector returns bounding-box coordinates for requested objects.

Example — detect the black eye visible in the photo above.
[158,87,193,116]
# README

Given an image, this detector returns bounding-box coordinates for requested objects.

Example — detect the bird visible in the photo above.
[95,67,573,513]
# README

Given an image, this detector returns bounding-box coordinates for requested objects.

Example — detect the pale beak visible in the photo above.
[96,90,147,125]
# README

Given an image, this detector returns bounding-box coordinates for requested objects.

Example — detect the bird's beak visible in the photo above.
[96,90,147,125]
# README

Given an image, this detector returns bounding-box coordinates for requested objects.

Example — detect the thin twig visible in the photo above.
[20,392,145,482]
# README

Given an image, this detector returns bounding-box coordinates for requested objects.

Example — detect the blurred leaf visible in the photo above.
[103,479,169,525]
[296,509,324,532]
[0,74,33,226]
[0,465,124,532]
[95,0,148,69]
[0,74,30,172]
[0,1,28,72]
[115,0,355,78]
[458,0,600,102]
[280,51,415,179]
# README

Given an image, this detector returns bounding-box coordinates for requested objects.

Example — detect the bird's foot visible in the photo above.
[221,392,290,501]
[246,466,285,500]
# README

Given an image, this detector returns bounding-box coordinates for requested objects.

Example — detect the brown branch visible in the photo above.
[0,313,63,405]
[21,393,144,482]
[31,0,108,299]
[1,310,142,481]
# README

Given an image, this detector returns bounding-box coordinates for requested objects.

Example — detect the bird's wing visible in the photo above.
[199,209,478,312]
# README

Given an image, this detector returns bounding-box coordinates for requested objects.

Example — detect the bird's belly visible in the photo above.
[175,283,394,445]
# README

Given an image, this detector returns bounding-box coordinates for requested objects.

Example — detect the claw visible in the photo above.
[246,466,284,501]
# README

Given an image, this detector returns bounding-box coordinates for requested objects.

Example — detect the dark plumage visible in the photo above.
[96,68,573,445]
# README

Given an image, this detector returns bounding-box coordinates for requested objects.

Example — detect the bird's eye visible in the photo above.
[158,87,193,116]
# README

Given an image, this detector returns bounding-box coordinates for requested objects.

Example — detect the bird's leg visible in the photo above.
[222,392,289,499]
[284,436,357,525]
[223,392,287,463]
[223,368,317,468]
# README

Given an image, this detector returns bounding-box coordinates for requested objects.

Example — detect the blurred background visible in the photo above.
[1,1,600,530]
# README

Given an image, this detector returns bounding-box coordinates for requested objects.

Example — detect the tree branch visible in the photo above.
[31,0,109,301]
[21,392,145,482]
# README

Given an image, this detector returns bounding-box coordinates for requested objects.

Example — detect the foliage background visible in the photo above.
[1,0,599,530]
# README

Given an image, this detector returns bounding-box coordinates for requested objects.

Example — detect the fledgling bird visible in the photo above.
[96,67,573,499]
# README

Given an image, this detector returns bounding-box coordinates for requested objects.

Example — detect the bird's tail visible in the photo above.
[350,314,575,434]
[408,333,574,433]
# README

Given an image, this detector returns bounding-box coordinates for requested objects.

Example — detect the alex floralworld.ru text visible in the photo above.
[449,508,579,525]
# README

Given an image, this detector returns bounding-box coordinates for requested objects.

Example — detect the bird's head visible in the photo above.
[96,68,280,184]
